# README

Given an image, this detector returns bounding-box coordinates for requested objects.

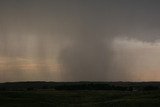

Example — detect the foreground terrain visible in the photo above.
[0,90,160,107]
[0,82,160,107]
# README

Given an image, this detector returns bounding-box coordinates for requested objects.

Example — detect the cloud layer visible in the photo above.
[0,0,160,81]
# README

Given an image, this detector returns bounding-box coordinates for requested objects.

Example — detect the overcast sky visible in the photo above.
[0,0,160,82]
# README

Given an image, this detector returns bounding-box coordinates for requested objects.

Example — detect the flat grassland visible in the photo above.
[0,90,160,107]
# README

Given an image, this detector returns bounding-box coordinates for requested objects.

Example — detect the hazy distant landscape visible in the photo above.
[0,82,160,107]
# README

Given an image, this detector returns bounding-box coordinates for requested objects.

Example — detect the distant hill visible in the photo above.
[0,81,160,91]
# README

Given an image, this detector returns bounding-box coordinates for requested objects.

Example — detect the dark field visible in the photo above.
[1,90,160,107]
[1,82,160,107]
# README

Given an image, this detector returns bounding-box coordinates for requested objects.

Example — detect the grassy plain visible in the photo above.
[0,90,160,107]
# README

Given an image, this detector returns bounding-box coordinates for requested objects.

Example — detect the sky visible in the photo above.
[0,0,160,82]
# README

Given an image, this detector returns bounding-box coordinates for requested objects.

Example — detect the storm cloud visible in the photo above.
[0,0,160,82]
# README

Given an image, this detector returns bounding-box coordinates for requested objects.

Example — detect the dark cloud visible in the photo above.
[0,0,160,81]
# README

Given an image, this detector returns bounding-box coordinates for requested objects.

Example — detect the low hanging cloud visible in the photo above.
[0,0,160,81]
[58,0,160,81]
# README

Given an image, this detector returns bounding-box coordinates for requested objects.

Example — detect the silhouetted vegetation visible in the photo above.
[0,81,159,91]
[0,82,160,107]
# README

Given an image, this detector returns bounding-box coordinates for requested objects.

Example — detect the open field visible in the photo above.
[0,90,160,107]
[0,82,160,107]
